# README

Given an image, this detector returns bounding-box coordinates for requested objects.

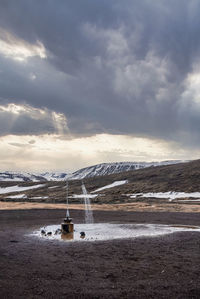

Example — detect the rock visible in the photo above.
[55,229,61,235]
[80,231,86,238]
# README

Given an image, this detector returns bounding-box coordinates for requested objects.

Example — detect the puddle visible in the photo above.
[31,223,200,242]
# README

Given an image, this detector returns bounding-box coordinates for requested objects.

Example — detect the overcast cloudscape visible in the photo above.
[0,0,200,171]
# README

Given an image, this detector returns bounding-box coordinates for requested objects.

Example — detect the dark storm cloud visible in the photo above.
[0,0,200,145]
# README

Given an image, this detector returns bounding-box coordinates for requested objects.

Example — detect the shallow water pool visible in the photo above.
[31,223,200,242]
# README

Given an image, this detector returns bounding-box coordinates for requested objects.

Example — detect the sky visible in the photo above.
[0,0,200,172]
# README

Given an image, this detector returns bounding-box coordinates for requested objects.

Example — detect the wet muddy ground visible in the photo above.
[1,209,200,298]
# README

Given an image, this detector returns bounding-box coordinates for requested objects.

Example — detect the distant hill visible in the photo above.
[84,159,200,202]
[0,159,199,204]
[0,160,186,182]
[67,161,185,180]
[0,171,46,182]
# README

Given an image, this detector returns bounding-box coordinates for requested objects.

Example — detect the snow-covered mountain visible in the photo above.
[67,161,185,180]
[39,172,68,181]
[0,171,46,182]
[0,160,186,182]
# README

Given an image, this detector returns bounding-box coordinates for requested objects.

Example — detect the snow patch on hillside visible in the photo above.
[0,184,45,194]
[31,196,49,199]
[7,194,27,199]
[92,180,128,193]
[69,194,98,199]
[130,191,200,201]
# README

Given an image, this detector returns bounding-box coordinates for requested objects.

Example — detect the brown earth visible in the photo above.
[1,201,200,213]
[1,208,200,298]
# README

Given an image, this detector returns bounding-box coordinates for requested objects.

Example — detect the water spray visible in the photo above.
[81,180,94,224]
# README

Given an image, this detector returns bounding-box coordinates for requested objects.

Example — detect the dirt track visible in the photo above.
[1,201,200,213]
[1,208,200,298]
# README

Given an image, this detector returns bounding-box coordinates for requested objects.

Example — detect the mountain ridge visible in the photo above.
[0,160,188,182]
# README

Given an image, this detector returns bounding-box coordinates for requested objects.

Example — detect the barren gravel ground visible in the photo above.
[0,208,200,298]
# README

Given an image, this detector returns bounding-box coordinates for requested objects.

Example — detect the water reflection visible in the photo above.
[61,232,74,241]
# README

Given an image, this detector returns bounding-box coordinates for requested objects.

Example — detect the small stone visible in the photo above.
[55,229,61,235]
[80,231,86,238]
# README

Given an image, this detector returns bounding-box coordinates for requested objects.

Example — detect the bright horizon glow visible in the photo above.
[0,133,198,172]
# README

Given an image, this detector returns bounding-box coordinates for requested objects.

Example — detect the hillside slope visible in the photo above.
[86,159,200,193]
[0,159,199,204]
[68,160,183,180]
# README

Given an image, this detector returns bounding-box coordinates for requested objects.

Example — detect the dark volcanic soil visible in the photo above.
[1,209,200,298]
